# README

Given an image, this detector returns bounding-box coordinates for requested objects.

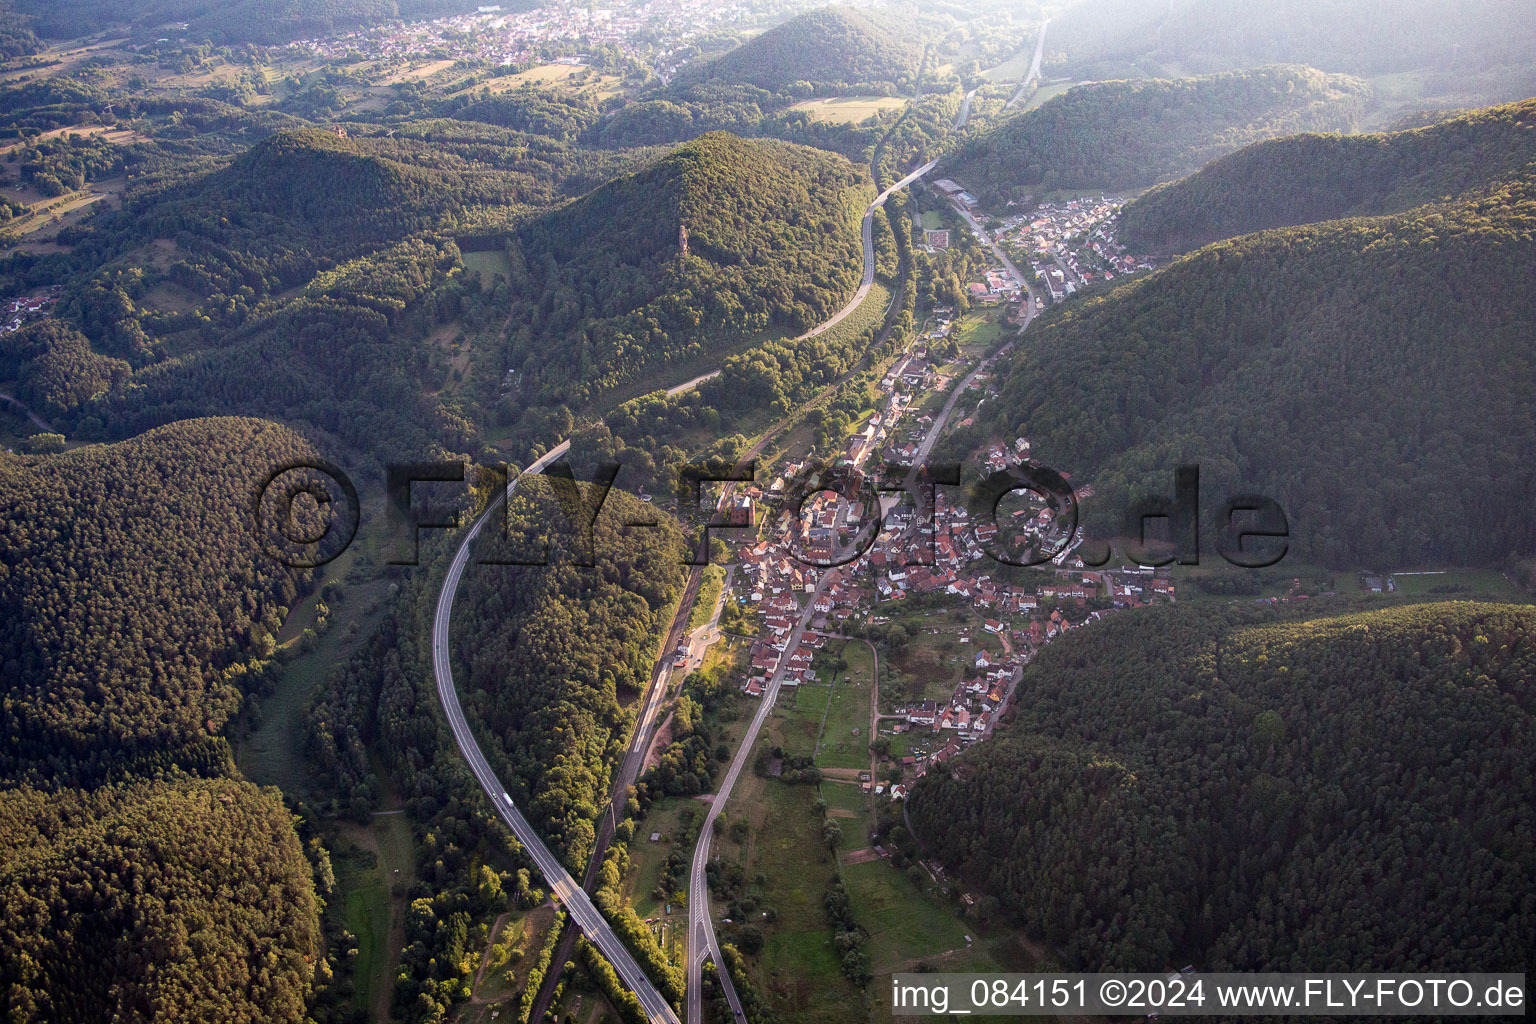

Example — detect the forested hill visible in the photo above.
[672,7,921,93]
[501,132,870,403]
[978,167,1536,567]
[0,778,320,1024]
[1120,98,1536,251]
[941,66,1368,203]
[908,600,1535,972]
[161,128,462,244]
[0,417,325,780]
[450,478,685,869]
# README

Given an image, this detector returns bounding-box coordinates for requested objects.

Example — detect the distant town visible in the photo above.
[290,0,870,81]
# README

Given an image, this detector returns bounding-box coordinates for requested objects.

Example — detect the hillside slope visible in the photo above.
[977,167,1536,567]
[503,131,870,403]
[449,479,685,867]
[0,778,320,1024]
[1121,97,1536,250]
[674,6,921,92]
[909,600,1535,971]
[942,66,1367,202]
[155,127,462,245]
[0,418,325,779]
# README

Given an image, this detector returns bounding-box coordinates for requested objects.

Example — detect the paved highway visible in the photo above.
[665,369,721,396]
[798,154,940,342]
[430,437,683,1024]
[1006,19,1050,108]
[443,88,966,1022]
[685,572,838,1024]
[955,87,977,128]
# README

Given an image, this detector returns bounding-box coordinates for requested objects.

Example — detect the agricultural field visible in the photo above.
[457,62,624,99]
[332,811,418,1020]
[1381,569,1527,601]
[814,640,876,771]
[774,682,830,762]
[714,767,865,1024]
[789,96,908,123]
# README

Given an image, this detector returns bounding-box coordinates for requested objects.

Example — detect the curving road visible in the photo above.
[1005,19,1050,108]
[788,156,939,350]
[430,438,683,1024]
[685,572,837,1024]
[681,90,989,1023]
[955,87,977,128]
[0,391,56,434]
[439,101,963,1022]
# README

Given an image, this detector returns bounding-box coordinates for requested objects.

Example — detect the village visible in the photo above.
[1,290,58,335]
[289,0,859,82]
[684,310,1176,806]
[1001,195,1157,301]
[932,179,1159,304]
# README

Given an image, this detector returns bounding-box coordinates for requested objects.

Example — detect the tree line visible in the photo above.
[909,599,1535,972]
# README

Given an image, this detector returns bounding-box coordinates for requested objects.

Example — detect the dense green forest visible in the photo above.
[673,7,921,94]
[971,165,1536,567]
[498,131,870,404]
[2,123,656,459]
[0,418,321,779]
[0,777,320,1024]
[0,1,39,57]
[588,6,926,149]
[452,479,685,869]
[1120,98,1536,250]
[942,66,1368,202]
[5,6,1531,1019]
[0,320,130,420]
[909,600,1535,970]
[87,234,467,459]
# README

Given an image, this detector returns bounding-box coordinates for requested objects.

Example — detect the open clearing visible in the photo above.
[716,768,864,1024]
[0,125,149,159]
[464,903,558,1015]
[814,641,875,771]
[333,811,416,1020]
[789,96,908,123]
[453,62,624,98]
[382,58,458,83]
[1022,79,1077,111]
[1385,569,1525,601]
[461,249,512,281]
